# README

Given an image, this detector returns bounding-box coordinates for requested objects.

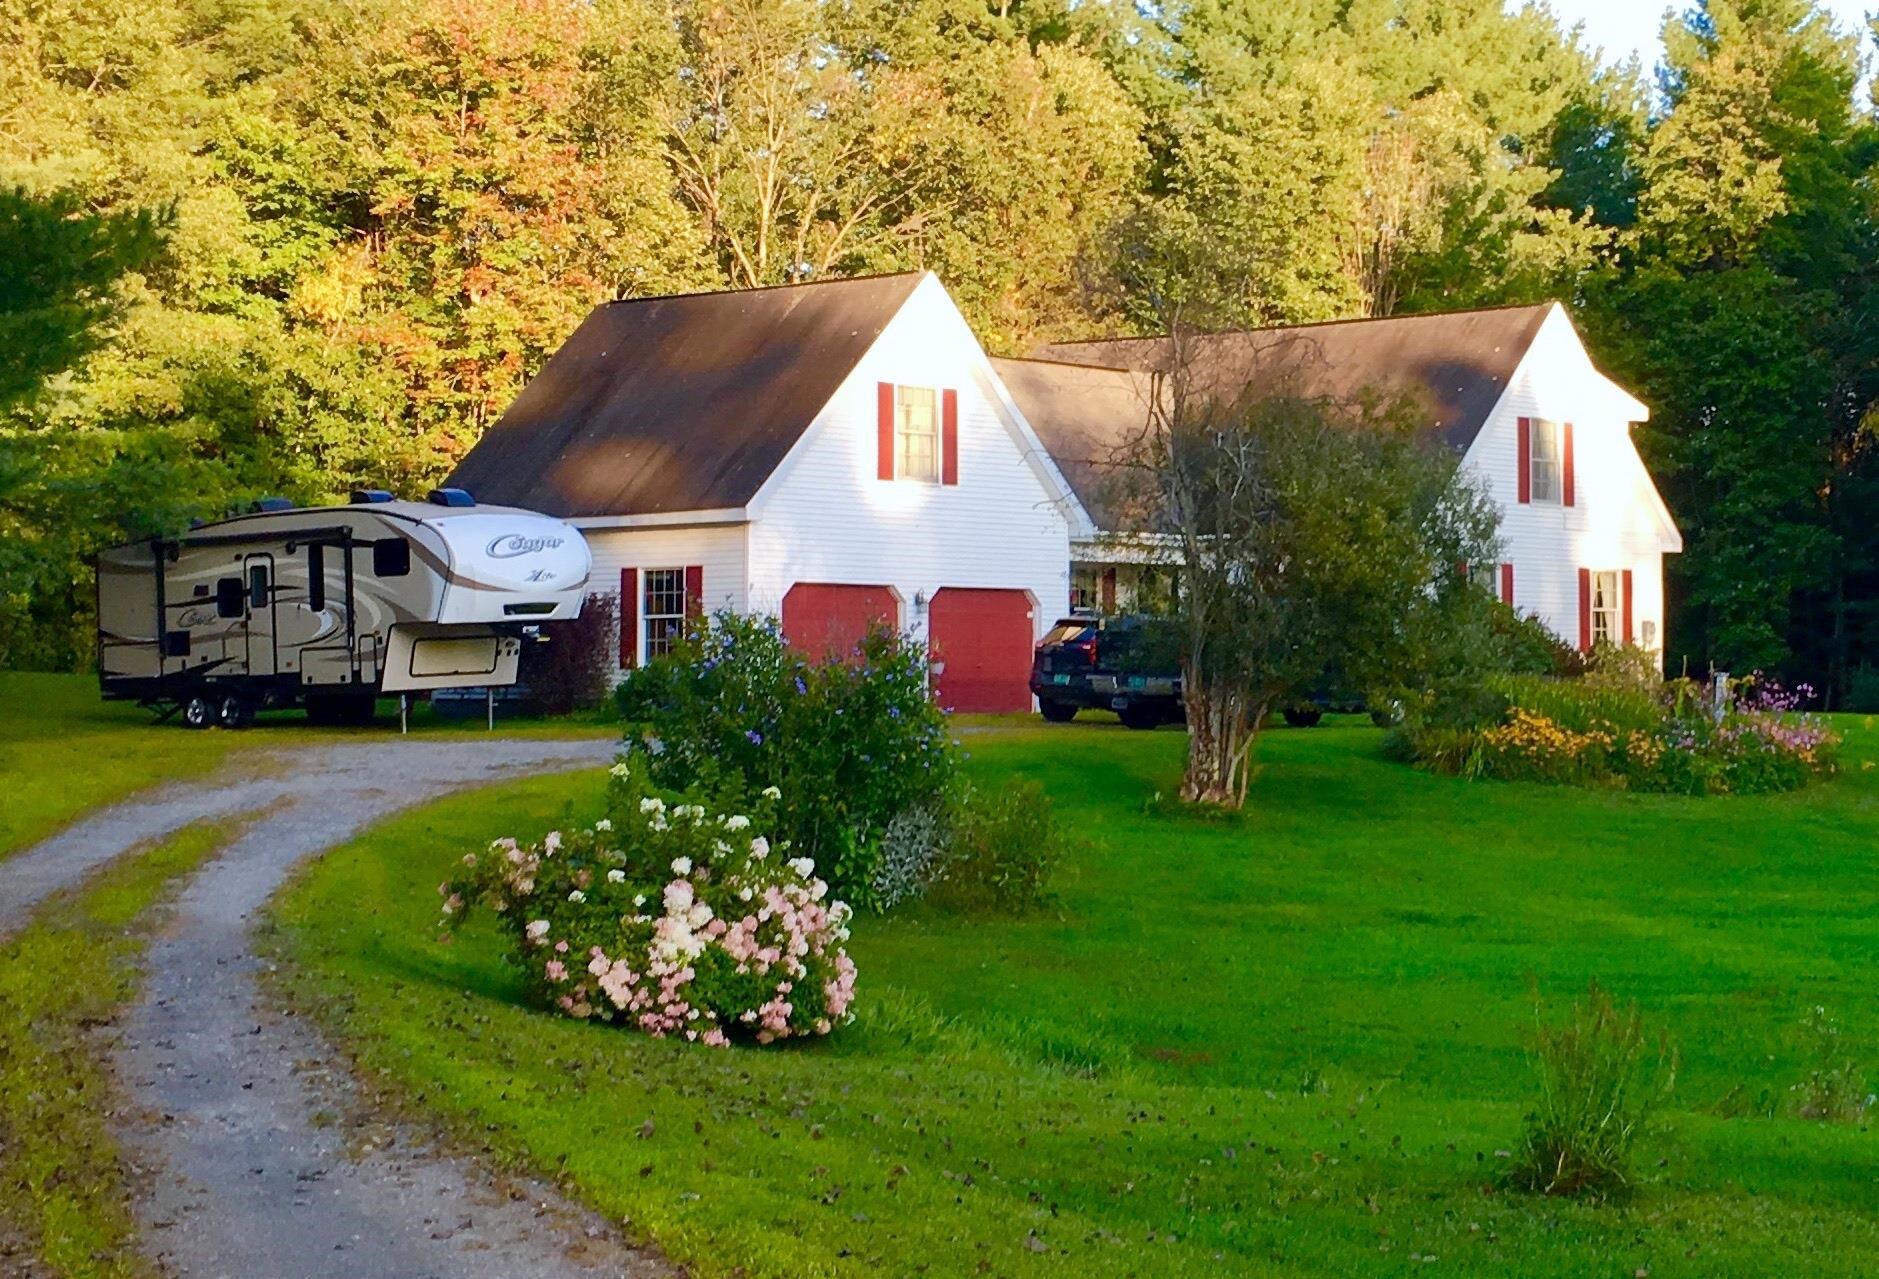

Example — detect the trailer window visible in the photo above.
[372,538,410,577]
[215,577,245,619]
[248,564,269,610]
[307,544,326,611]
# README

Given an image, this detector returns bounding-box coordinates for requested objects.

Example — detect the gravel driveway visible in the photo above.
[0,737,671,1279]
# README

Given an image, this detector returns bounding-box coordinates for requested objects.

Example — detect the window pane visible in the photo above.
[1530,420,1559,503]
[896,386,939,482]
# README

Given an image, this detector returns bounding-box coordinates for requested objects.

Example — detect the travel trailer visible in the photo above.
[96,489,592,727]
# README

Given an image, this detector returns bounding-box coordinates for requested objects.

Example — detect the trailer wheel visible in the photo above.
[181,694,217,730]
[217,694,254,730]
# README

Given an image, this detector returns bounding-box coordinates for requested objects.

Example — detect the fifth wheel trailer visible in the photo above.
[96,489,592,727]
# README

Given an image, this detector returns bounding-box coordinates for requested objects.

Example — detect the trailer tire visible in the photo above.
[1038,700,1078,723]
[181,694,217,730]
[217,694,254,730]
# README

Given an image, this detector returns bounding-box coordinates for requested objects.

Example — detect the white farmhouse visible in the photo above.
[452,277,1678,712]
[1017,303,1682,657]
[447,272,1088,712]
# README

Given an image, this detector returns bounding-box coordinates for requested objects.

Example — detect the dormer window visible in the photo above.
[895,386,940,483]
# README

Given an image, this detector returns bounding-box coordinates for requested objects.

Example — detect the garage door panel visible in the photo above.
[782,583,899,660]
[929,587,1033,714]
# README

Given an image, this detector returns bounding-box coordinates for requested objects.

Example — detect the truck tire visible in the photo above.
[1117,703,1161,731]
[1282,706,1323,728]
[1039,700,1078,723]
[181,693,217,730]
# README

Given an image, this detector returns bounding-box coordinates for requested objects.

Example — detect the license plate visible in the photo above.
[1052,673,1071,685]
[1111,696,1130,710]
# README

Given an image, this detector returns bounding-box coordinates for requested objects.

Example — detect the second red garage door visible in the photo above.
[781,583,899,659]
[928,587,1034,714]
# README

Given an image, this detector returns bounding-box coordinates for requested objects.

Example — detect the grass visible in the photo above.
[0,820,230,1278]
[0,672,615,860]
[267,715,1879,1277]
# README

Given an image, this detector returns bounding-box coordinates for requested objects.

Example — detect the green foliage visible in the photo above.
[928,778,1066,914]
[614,613,953,905]
[0,187,167,407]
[1510,981,1672,1201]
[441,784,856,1043]
[1396,670,1841,795]
[517,592,619,716]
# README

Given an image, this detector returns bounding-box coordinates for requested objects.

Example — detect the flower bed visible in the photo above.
[1396,673,1838,795]
[440,780,855,1045]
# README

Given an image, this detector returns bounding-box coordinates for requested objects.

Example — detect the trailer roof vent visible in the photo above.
[349,489,395,504]
[251,496,295,513]
[426,487,476,508]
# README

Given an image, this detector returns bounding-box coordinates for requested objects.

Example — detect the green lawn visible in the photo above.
[0,672,615,859]
[0,820,230,1277]
[267,716,1879,1278]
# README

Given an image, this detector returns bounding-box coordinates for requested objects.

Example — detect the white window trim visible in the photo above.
[642,566,686,662]
[894,385,940,484]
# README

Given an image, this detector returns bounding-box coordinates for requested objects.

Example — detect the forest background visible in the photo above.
[4,0,1876,702]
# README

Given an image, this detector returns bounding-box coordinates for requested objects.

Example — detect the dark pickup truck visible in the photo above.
[1029,615,1185,730]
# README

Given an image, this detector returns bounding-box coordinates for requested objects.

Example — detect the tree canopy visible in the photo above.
[1,0,1876,697]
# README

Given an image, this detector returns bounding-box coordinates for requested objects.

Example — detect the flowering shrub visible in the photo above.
[1397,672,1838,795]
[614,612,954,906]
[439,780,856,1045]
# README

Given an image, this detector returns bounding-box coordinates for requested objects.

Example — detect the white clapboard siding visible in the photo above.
[745,275,1075,646]
[579,524,748,673]
[1461,306,1680,654]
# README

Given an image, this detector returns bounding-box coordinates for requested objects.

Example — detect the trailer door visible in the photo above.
[242,552,278,677]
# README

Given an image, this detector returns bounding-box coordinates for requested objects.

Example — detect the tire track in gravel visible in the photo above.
[2,738,672,1279]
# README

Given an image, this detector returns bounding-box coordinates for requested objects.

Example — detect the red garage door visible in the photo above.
[782,583,899,659]
[928,588,1034,714]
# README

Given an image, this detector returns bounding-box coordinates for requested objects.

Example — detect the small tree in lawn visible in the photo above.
[1116,344,1499,807]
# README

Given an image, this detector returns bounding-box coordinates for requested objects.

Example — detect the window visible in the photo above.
[642,568,686,660]
[1467,562,1497,594]
[215,577,245,619]
[895,386,939,483]
[1530,418,1561,503]
[307,544,326,612]
[372,538,410,577]
[248,564,270,610]
[1589,570,1620,647]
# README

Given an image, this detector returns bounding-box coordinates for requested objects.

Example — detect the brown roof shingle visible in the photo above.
[447,272,926,518]
[989,357,1154,531]
[1033,302,1553,454]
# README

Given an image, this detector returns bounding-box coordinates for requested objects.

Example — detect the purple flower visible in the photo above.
[746,730,764,745]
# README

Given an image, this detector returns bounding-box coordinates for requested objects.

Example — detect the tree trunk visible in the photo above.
[1180,670,1263,807]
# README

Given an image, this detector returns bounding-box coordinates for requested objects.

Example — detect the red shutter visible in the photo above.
[1100,567,1117,612]
[1457,559,1470,581]
[1621,569,1634,644]
[1577,567,1592,653]
[876,382,895,481]
[1562,422,1576,507]
[1500,562,1514,607]
[941,388,959,485]
[618,567,639,669]
[1516,417,1532,505]
[684,565,703,623]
